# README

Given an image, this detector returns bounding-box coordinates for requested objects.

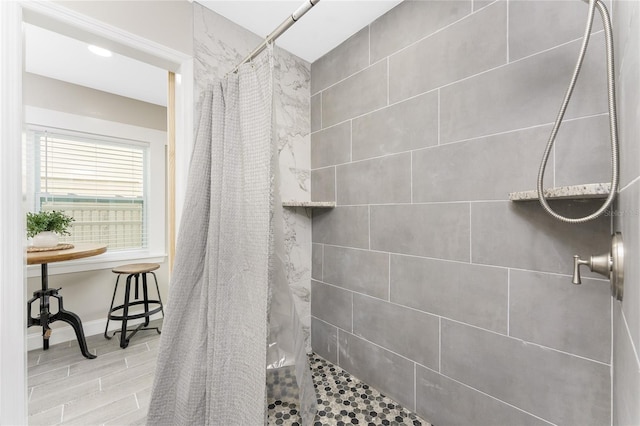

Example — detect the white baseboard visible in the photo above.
[27,313,164,352]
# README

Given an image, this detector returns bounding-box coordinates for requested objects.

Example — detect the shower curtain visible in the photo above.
[147,47,315,425]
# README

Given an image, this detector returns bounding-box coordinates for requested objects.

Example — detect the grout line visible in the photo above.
[319,200,503,207]
[368,206,371,250]
[312,56,388,97]
[418,364,556,425]
[310,112,609,170]
[507,269,511,336]
[438,317,442,372]
[446,316,612,367]
[413,362,417,412]
[317,278,611,366]
[621,308,640,367]
[388,254,391,302]
[386,57,390,105]
[314,243,609,282]
[469,203,472,262]
[319,91,323,130]
[349,120,353,162]
[336,328,340,366]
[334,165,338,205]
[410,152,414,204]
[368,24,371,66]
[610,296,614,426]
[619,174,640,193]
[506,0,510,63]
[351,293,354,333]
[437,89,441,145]
[321,243,325,282]
[386,5,478,62]
[315,241,609,282]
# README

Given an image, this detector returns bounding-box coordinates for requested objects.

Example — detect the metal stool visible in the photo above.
[104,263,164,348]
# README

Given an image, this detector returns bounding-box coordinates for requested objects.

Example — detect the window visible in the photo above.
[31,129,148,250]
[25,106,167,271]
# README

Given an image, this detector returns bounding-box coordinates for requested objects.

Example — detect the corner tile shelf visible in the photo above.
[509,183,611,201]
[282,201,336,208]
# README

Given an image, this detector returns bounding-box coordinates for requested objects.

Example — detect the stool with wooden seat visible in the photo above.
[104,263,164,348]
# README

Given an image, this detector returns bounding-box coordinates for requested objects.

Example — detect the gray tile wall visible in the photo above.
[612,1,640,425]
[311,1,617,424]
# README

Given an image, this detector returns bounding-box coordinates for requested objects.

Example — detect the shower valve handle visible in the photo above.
[570,233,624,301]
[572,254,611,285]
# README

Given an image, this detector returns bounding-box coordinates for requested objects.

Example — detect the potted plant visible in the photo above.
[27,210,75,248]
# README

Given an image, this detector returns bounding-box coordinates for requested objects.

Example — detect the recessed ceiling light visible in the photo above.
[88,45,112,57]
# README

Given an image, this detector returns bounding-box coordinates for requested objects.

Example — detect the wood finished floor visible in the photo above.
[28,321,162,426]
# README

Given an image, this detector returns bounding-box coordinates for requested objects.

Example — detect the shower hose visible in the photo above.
[537,0,619,223]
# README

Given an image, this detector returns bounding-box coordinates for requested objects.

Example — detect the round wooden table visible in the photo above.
[27,243,107,359]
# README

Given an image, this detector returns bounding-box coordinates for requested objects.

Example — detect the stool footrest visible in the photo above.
[108,300,163,321]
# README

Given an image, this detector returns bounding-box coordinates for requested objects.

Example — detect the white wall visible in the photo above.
[54,0,193,57]
[24,73,167,131]
[0,1,194,422]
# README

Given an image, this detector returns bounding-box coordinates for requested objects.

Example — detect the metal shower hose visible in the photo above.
[537,0,619,223]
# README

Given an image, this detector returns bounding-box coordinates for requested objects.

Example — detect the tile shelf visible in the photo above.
[509,183,611,201]
[282,201,336,208]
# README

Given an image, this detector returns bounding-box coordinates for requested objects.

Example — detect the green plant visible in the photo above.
[26,210,75,238]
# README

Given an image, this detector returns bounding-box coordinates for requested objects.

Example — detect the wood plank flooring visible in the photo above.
[28,322,161,426]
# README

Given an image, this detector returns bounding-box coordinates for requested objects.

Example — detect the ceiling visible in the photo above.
[24,23,169,107]
[198,0,403,63]
[24,1,401,107]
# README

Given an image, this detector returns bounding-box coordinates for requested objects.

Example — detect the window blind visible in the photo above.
[33,130,148,250]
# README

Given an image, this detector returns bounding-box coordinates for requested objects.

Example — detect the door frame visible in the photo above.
[0,2,193,422]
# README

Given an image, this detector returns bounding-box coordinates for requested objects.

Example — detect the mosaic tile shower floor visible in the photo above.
[267,355,430,426]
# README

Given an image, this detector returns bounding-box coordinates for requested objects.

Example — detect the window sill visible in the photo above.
[26,250,167,278]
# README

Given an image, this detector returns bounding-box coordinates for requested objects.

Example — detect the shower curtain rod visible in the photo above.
[229,0,320,74]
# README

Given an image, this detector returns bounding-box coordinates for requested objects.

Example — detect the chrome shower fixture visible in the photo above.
[572,232,624,300]
[537,0,619,223]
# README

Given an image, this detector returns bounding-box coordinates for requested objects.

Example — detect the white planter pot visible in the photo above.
[32,231,59,248]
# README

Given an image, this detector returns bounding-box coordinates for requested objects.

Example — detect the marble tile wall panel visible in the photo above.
[194,4,312,350]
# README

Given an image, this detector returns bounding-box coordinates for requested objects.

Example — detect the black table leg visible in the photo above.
[27,263,96,359]
[49,293,96,359]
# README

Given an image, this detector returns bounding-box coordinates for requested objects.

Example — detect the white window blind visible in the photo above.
[31,129,148,250]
